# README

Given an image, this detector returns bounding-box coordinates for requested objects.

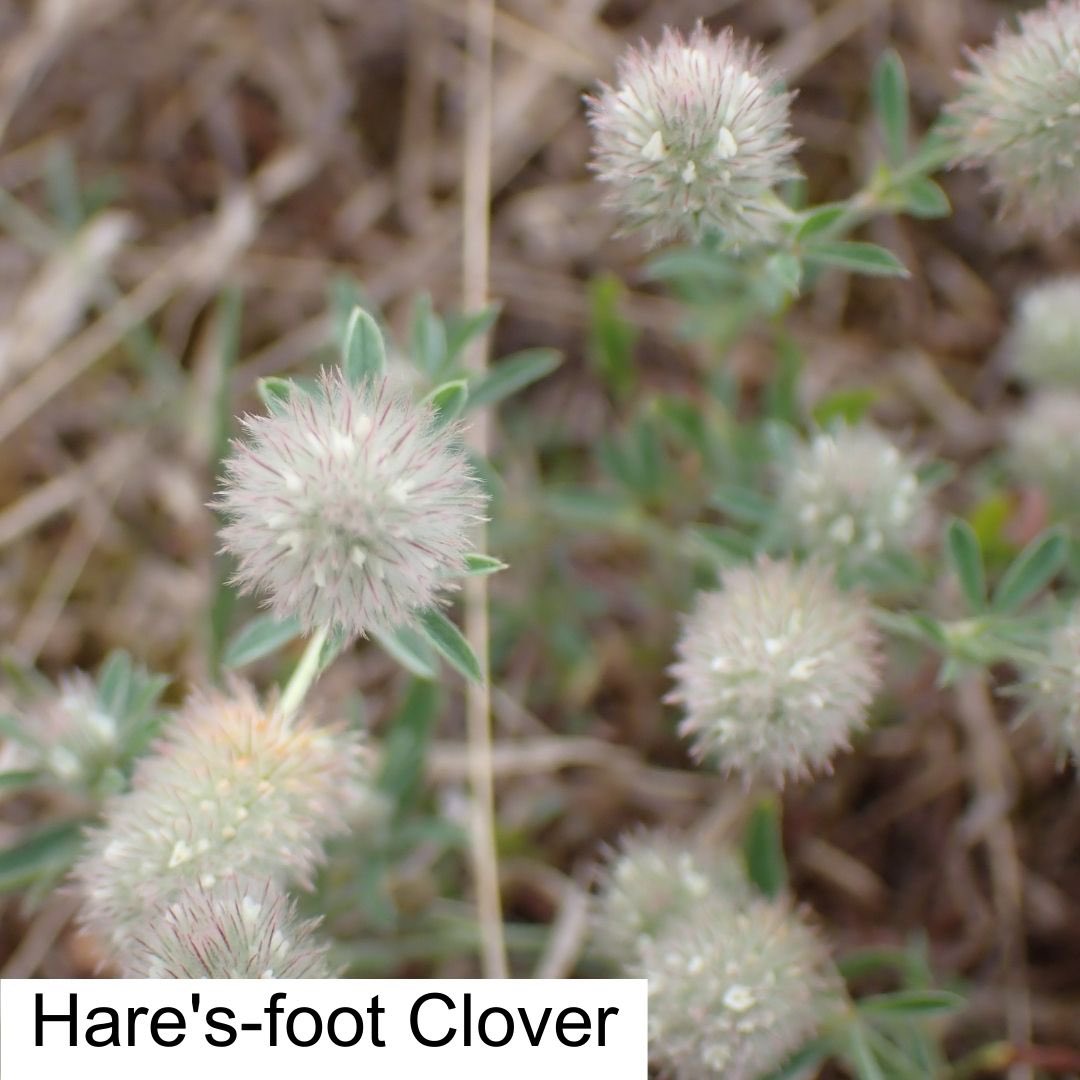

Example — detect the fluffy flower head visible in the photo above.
[669,559,882,784]
[217,372,486,637]
[778,425,928,571]
[74,685,370,946]
[1017,606,1080,763]
[593,830,751,960]
[639,894,840,1080]
[1006,277,1080,386]
[948,0,1080,232]
[587,22,799,249]
[1008,391,1080,509]
[123,876,333,979]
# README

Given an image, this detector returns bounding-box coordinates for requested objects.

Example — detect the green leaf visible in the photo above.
[373,624,440,681]
[795,203,849,242]
[760,1038,834,1080]
[743,796,787,898]
[341,306,386,384]
[257,376,294,414]
[711,485,774,525]
[992,528,1067,613]
[96,650,133,718]
[423,379,469,426]
[946,519,987,612]
[463,553,508,576]
[902,177,951,219]
[410,293,447,377]
[0,820,85,893]
[805,241,909,278]
[417,609,484,684]
[223,614,302,669]
[844,1022,888,1080]
[445,303,502,363]
[0,770,41,793]
[812,387,878,428]
[858,989,964,1018]
[467,348,561,410]
[872,49,909,166]
[377,679,440,814]
[588,273,639,400]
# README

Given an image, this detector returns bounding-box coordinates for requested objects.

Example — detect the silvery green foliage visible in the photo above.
[123,876,332,979]
[1007,391,1080,508]
[593,830,751,959]
[638,893,840,1080]
[586,21,799,250]
[1006,277,1080,387]
[948,0,1080,232]
[1,656,168,799]
[74,685,370,948]
[669,559,882,785]
[217,371,487,639]
[778,425,928,572]
[1018,607,1080,763]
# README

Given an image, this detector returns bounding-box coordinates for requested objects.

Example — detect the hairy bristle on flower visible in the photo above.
[122,876,333,978]
[586,21,799,249]
[778,425,928,570]
[593,830,751,959]
[668,559,882,785]
[1007,391,1080,509]
[1017,606,1080,764]
[1006,277,1080,387]
[215,371,487,638]
[637,893,841,1080]
[947,0,1080,232]
[73,685,370,947]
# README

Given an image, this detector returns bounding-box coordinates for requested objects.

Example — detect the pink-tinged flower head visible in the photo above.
[948,0,1080,233]
[123,876,333,979]
[668,560,882,785]
[74,685,370,947]
[586,22,799,249]
[216,371,486,637]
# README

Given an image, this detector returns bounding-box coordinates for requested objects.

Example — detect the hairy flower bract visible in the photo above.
[123,876,333,979]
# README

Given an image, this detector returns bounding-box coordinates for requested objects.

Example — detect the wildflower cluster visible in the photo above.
[586,22,799,249]
[595,833,840,1080]
[1007,391,1080,510]
[73,685,369,962]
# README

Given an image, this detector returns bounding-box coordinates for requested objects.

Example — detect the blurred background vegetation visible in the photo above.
[0,0,1076,1065]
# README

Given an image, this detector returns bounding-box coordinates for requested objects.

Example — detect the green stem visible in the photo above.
[279,625,329,717]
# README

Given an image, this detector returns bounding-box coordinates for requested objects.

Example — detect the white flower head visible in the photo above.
[216,371,487,638]
[639,894,841,1080]
[593,829,752,959]
[669,559,882,785]
[778,425,930,571]
[586,21,799,249]
[1006,277,1080,387]
[1018,606,1080,764]
[1008,390,1080,509]
[948,0,1080,233]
